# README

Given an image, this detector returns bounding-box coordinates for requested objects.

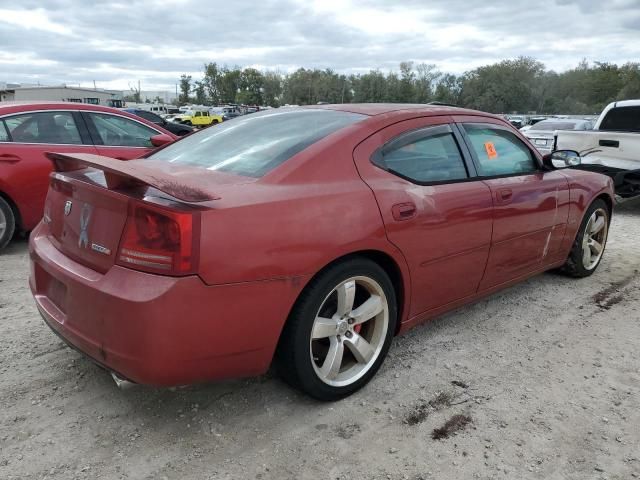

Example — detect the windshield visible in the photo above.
[147,108,365,177]
[530,121,579,131]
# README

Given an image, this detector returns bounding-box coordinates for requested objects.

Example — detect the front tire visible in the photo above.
[276,258,397,401]
[0,196,16,250]
[562,198,610,277]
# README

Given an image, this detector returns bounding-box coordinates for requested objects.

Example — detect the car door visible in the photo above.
[454,116,570,289]
[0,110,98,230]
[82,111,161,160]
[353,116,494,318]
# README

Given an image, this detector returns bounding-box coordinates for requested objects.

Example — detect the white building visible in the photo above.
[0,85,124,107]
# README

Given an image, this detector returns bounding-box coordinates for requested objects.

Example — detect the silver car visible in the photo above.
[524,119,593,154]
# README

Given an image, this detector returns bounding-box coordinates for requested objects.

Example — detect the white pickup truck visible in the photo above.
[555,99,640,200]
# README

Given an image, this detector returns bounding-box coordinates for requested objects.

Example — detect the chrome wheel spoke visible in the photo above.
[336,280,356,317]
[350,295,383,325]
[344,332,375,364]
[590,239,603,255]
[320,338,344,380]
[582,242,591,268]
[591,216,605,234]
[312,317,338,339]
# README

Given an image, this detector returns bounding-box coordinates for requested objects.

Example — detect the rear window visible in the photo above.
[599,106,640,132]
[147,108,365,177]
[531,121,578,131]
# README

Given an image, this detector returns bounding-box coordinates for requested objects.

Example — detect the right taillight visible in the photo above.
[117,200,199,276]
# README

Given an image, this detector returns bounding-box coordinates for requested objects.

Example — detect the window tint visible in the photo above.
[463,124,537,176]
[599,106,640,132]
[88,113,157,147]
[147,108,365,178]
[376,127,468,183]
[3,111,82,144]
[0,121,9,142]
[136,110,162,123]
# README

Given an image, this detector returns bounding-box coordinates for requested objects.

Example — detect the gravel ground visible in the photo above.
[1,201,639,480]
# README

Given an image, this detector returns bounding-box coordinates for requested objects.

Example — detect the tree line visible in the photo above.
[175,57,640,115]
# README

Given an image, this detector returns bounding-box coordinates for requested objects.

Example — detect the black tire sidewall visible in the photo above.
[279,258,397,401]
[0,196,16,250]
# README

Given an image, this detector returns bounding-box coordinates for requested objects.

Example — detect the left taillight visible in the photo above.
[116,200,199,276]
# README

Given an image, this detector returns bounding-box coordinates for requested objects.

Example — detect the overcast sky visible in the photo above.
[1,0,639,92]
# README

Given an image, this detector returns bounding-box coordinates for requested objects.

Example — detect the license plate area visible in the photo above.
[34,263,68,313]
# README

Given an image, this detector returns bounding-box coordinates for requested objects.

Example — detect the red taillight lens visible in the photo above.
[117,200,199,276]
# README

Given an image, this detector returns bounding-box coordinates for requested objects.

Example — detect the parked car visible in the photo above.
[29,104,613,400]
[123,108,194,136]
[523,118,592,154]
[0,102,177,249]
[555,100,640,199]
[172,109,223,127]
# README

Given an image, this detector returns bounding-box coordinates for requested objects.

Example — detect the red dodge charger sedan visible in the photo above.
[0,102,177,249]
[29,104,613,400]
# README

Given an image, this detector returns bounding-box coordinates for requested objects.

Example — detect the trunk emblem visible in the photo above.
[91,243,111,256]
[78,203,92,248]
[64,201,72,216]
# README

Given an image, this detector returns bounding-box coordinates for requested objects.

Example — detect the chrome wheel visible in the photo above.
[310,276,389,387]
[582,208,608,270]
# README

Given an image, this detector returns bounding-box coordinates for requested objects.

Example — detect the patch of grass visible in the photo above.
[431,414,473,440]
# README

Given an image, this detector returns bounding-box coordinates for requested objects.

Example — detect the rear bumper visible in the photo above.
[29,225,308,386]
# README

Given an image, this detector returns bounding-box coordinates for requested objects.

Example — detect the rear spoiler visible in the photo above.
[46,152,220,203]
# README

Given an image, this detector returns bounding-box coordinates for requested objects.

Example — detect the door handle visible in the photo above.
[599,139,619,148]
[496,188,513,204]
[392,202,417,221]
[0,153,21,163]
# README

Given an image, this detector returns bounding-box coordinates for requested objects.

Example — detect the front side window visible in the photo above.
[374,126,468,183]
[147,108,365,178]
[463,123,537,176]
[2,111,82,145]
[87,113,158,147]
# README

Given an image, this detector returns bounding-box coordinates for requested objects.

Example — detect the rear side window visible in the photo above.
[374,125,468,183]
[148,109,366,177]
[463,123,537,176]
[2,112,82,145]
[87,113,158,147]
[599,106,640,132]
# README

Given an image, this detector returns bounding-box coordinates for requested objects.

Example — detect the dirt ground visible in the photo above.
[1,201,639,480]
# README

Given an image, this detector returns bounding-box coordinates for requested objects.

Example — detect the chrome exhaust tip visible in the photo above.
[111,372,137,390]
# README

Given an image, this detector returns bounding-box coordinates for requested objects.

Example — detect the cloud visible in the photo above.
[1,0,639,91]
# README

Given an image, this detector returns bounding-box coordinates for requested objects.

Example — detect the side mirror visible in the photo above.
[150,134,173,147]
[543,150,581,169]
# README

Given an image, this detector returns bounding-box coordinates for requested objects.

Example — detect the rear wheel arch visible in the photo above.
[282,249,408,341]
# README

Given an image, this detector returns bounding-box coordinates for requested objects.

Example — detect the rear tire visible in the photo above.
[0,196,16,250]
[562,198,610,278]
[276,258,397,401]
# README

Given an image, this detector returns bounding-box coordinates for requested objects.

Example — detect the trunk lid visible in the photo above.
[44,152,253,273]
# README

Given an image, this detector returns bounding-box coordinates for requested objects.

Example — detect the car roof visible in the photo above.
[0,101,177,137]
[306,103,497,118]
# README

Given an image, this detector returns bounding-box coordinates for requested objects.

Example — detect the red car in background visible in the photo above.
[29,104,613,400]
[0,102,176,249]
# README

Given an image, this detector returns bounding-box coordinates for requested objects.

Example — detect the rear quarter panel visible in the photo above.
[196,131,408,287]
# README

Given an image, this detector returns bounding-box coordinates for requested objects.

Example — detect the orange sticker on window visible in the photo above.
[484,142,498,159]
